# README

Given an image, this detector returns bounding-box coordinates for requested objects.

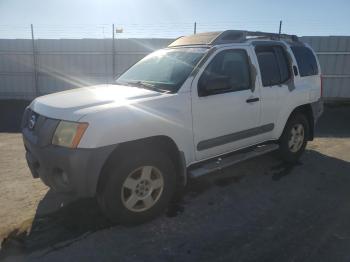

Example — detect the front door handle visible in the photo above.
[246,97,259,103]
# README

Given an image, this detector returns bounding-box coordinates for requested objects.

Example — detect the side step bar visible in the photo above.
[188,144,279,178]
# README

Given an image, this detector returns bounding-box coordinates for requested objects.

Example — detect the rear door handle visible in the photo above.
[246,97,259,103]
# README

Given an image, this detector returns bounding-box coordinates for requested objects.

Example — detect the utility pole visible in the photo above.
[194,22,197,34]
[31,24,39,97]
[112,24,115,79]
[278,20,282,36]
[114,27,123,79]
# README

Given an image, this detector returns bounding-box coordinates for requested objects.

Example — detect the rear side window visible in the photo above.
[291,46,318,77]
[275,47,290,83]
[255,46,291,87]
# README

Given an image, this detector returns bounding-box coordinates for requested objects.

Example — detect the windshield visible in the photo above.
[116,48,208,93]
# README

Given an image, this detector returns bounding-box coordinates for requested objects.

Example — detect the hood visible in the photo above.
[30,84,164,121]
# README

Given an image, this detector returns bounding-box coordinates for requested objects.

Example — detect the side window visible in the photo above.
[255,46,291,87]
[291,46,318,77]
[275,46,290,83]
[198,49,251,96]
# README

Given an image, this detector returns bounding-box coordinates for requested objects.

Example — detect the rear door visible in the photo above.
[290,45,321,101]
[191,46,261,161]
[253,44,292,140]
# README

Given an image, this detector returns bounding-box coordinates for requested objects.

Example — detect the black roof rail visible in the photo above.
[168,30,299,47]
[243,30,299,42]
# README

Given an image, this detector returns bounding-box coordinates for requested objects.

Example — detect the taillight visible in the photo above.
[320,74,323,98]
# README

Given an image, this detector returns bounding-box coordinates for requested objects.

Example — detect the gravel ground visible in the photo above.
[0,106,349,262]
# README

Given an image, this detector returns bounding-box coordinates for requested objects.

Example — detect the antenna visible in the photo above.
[279,20,282,36]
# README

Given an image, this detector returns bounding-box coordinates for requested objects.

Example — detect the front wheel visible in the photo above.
[278,114,309,163]
[97,149,176,225]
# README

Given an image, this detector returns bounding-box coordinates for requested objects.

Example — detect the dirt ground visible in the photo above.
[0,105,349,262]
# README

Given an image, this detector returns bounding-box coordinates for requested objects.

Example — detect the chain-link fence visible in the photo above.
[0,24,350,101]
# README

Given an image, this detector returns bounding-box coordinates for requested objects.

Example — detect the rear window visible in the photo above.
[275,47,290,83]
[255,46,291,87]
[291,46,318,77]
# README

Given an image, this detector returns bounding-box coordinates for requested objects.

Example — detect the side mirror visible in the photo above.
[199,76,230,96]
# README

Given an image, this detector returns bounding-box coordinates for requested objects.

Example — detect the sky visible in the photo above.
[0,0,350,39]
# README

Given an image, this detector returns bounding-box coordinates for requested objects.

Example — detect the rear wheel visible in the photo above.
[278,113,309,163]
[97,149,176,225]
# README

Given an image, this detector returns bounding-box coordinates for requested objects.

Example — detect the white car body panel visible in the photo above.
[30,83,197,165]
[30,84,165,121]
[191,45,261,161]
[29,40,322,168]
[78,90,196,165]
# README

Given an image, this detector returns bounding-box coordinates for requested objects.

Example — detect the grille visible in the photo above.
[22,108,60,146]
[22,108,43,133]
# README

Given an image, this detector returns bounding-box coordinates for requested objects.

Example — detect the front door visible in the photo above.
[191,47,261,161]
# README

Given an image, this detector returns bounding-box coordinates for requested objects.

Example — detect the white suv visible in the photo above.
[22,30,323,224]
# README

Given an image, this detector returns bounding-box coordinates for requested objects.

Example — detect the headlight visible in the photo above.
[52,121,88,148]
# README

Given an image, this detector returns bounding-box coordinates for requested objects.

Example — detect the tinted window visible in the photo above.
[117,48,207,93]
[199,49,251,95]
[275,47,290,82]
[256,50,280,86]
[256,46,291,86]
[291,46,318,77]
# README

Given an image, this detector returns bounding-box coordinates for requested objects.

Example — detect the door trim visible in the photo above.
[197,123,274,151]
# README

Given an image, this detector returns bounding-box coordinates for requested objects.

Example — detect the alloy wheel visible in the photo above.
[121,166,164,212]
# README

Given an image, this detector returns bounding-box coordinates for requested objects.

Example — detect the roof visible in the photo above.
[169,30,299,47]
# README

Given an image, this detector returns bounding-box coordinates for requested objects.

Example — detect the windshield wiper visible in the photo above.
[126,81,171,93]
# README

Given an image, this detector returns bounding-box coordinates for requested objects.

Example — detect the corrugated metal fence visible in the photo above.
[0,38,172,99]
[302,36,350,100]
[0,37,349,101]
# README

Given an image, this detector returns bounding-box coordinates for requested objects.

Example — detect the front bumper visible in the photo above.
[22,110,116,197]
[23,135,116,197]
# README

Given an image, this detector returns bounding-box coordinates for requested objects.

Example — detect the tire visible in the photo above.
[278,113,309,163]
[97,149,176,225]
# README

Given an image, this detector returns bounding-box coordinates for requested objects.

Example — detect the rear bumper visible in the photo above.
[23,134,116,197]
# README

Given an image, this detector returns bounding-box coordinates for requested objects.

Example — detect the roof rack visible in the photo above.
[168,30,299,47]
